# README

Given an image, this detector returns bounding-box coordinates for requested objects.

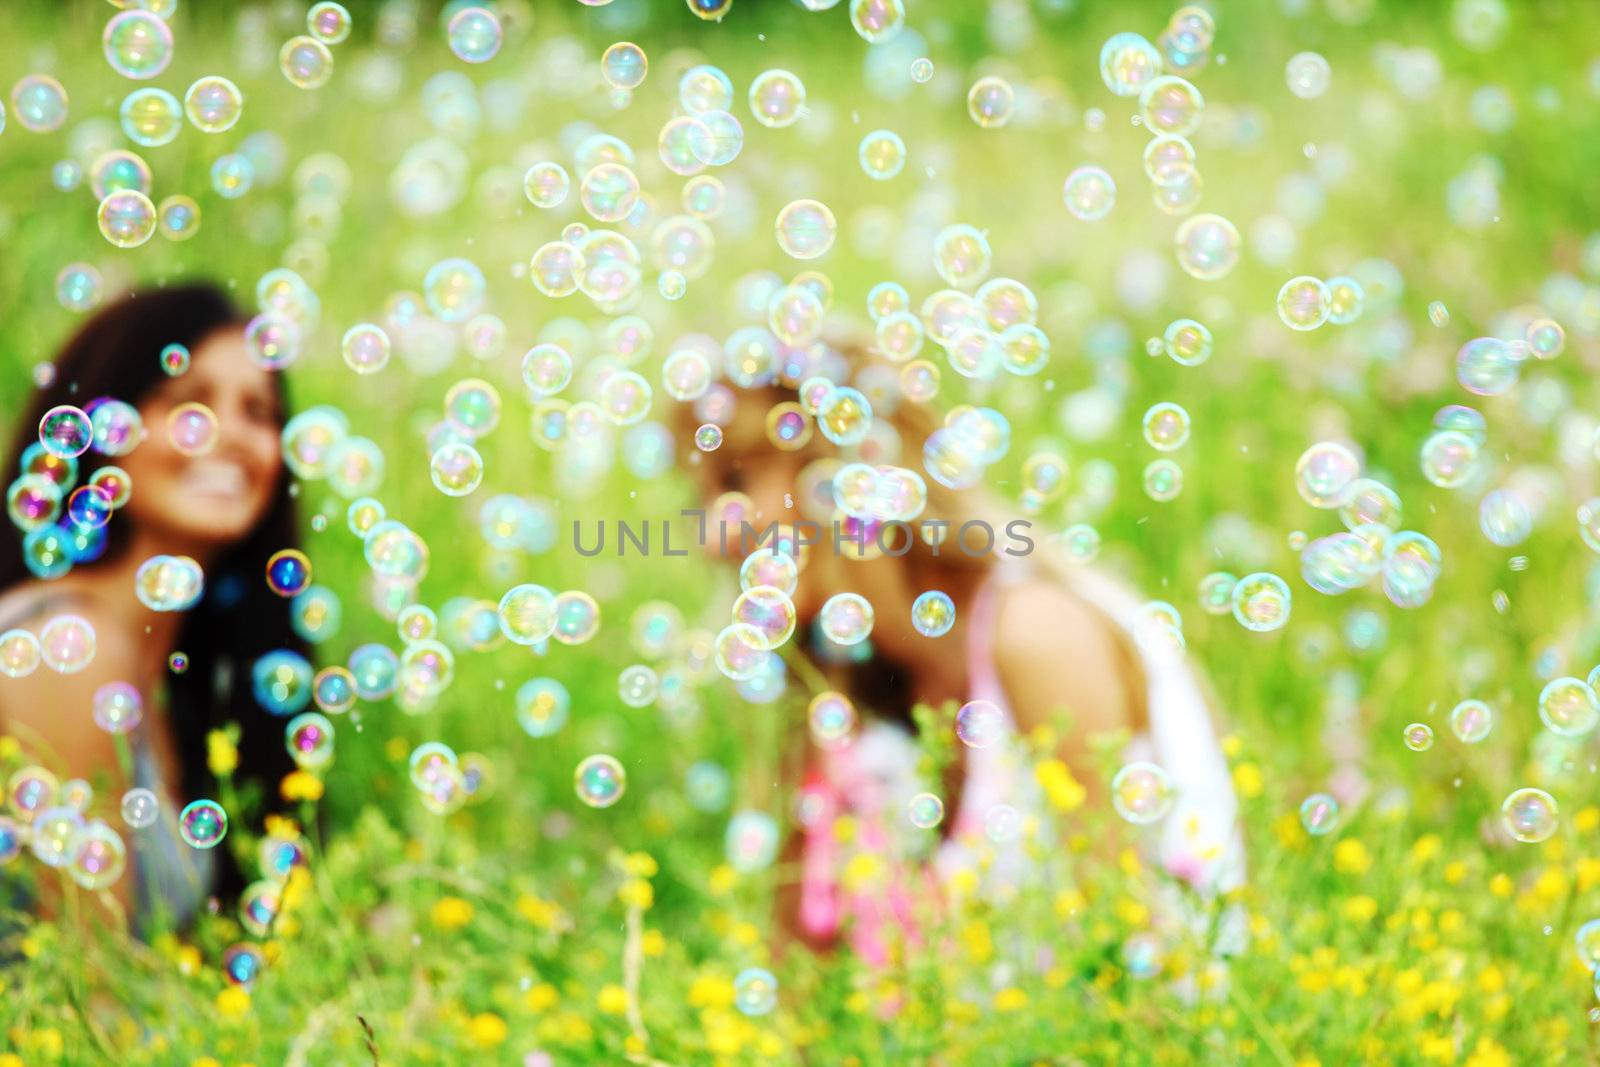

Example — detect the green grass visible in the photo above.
[4,0,1600,1063]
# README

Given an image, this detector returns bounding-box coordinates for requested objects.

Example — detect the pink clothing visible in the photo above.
[796,562,1247,960]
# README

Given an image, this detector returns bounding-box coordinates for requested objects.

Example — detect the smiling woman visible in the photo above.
[0,283,307,936]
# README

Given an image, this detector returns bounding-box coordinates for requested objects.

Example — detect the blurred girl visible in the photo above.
[686,342,1245,962]
[0,284,305,934]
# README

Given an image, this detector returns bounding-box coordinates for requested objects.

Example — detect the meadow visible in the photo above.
[3,0,1600,1063]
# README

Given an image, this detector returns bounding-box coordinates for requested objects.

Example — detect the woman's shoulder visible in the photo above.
[988,574,1137,737]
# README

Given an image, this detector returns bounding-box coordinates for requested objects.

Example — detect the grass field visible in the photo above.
[4,0,1600,1063]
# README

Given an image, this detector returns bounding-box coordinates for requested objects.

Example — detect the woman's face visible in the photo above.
[120,327,284,552]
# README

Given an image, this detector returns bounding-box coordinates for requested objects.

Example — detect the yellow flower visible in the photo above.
[1578,857,1600,892]
[1477,965,1505,994]
[1488,873,1513,898]
[708,864,737,896]
[1464,1036,1511,1067]
[1340,895,1378,923]
[1419,1032,1454,1062]
[1054,888,1086,918]
[384,736,409,761]
[215,986,251,1019]
[688,974,735,1009]
[467,1012,508,1048]
[1533,866,1568,901]
[597,983,629,1015]
[280,770,324,802]
[621,851,658,878]
[1443,860,1468,885]
[0,1055,18,1067]
[1333,840,1371,876]
[618,878,654,910]
[262,814,300,839]
[1409,834,1441,863]
[992,987,1028,1012]
[1221,734,1242,759]
[430,896,475,930]
[176,944,203,976]
[523,982,558,1013]
[1572,805,1600,832]
[207,731,238,777]
[516,892,563,930]
[1232,762,1263,799]
[841,852,882,892]
[1034,758,1085,812]
[0,736,21,761]
[961,920,993,962]
[641,929,666,957]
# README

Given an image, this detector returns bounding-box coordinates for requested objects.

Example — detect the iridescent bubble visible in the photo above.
[119,87,182,147]
[1142,458,1183,502]
[523,161,570,209]
[1232,572,1291,632]
[265,549,312,598]
[1140,75,1204,136]
[694,424,723,451]
[1501,787,1557,844]
[1402,722,1434,752]
[910,57,934,83]
[748,69,805,129]
[498,584,557,646]
[1525,317,1565,360]
[167,401,217,456]
[580,163,640,224]
[1276,276,1331,331]
[429,442,483,497]
[933,223,992,289]
[1478,488,1531,547]
[104,10,173,80]
[1325,276,1365,325]
[601,42,648,90]
[1063,166,1116,221]
[12,75,69,133]
[1111,762,1176,824]
[516,677,569,738]
[679,64,733,113]
[859,129,907,181]
[272,36,332,93]
[1539,677,1599,738]
[817,386,872,447]
[1100,32,1164,96]
[618,664,659,708]
[38,614,95,675]
[850,0,906,42]
[184,76,244,133]
[1143,134,1197,185]
[907,791,945,829]
[97,190,157,248]
[714,623,767,680]
[734,967,778,1017]
[1455,337,1518,397]
[1295,442,1361,508]
[120,787,159,829]
[955,698,1004,748]
[1419,430,1480,489]
[1285,52,1331,99]
[966,75,1014,128]
[285,712,335,770]
[552,590,600,645]
[447,6,502,63]
[39,406,93,459]
[1174,213,1240,280]
[1162,318,1212,366]
[158,194,201,241]
[732,586,797,650]
[904,590,954,638]
[307,2,353,44]
[92,681,143,735]
[312,666,357,714]
[574,754,626,808]
[252,650,313,716]
[775,199,836,260]
[1299,792,1340,836]
[1449,699,1493,743]
[31,807,85,868]
[178,798,229,849]
[1142,402,1191,451]
[808,691,857,746]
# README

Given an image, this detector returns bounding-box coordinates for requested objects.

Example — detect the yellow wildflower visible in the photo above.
[707,864,737,896]
[618,878,654,910]
[206,731,238,777]
[620,851,658,878]
[523,982,558,1013]
[1488,873,1513,898]
[430,896,475,930]
[215,986,251,1019]
[961,920,993,962]
[993,987,1028,1012]
[1232,762,1263,799]
[1340,895,1378,923]
[467,1012,508,1048]
[688,974,735,1009]
[597,983,629,1015]
[1575,806,1600,833]
[1464,1036,1511,1067]
[1333,839,1371,876]
[1034,758,1085,811]
[641,929,666,957]
[0,736,20,761]
[1443,860,1468,885]
[279,770,324,802]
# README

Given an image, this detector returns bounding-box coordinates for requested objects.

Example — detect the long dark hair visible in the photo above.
[0,282,305,895]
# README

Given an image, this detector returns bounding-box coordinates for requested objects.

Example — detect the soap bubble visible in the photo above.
[1285,52,1331,99]
[574,754,627,808]
[1062,166,1116,221]
[1111,762,1176,824]
[1500,787,1558,843]
[1299,792,1340,835]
